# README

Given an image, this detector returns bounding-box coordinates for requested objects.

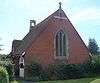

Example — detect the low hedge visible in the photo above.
[25,62,49,81]
[48,63,84,80]
[24,56,100,81]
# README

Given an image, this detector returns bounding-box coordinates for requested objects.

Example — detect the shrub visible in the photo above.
[80,55,100,77]
[25,62,49,81]
[0,57,13,81]
[48,63,84,80]
[0,66,9,83]
[0,61,13,80]
[91,56,100,74]
[5,64,12,81]
[25,62,42,77]
[24,56,100,81]
[39,69,49,81]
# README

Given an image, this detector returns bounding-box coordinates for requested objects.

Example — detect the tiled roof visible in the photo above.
[10,40,22,55]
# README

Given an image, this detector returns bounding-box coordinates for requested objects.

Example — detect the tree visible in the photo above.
[88,38,99,55]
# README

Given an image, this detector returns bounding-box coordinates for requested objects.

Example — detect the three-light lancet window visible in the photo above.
[55,30,67,56]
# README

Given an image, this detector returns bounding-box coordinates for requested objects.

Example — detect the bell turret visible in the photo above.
[30,20,36,31]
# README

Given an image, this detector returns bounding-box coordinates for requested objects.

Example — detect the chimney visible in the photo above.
[30,20,36,31]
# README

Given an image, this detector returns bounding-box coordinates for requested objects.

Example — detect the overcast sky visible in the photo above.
[0,0,100,54]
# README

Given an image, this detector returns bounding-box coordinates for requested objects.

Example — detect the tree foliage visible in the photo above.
[88,38,99,55]
[0,54,12,81]
[0,66,9,83]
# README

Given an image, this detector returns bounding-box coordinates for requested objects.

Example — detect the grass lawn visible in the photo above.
[90,79,100,83]
[36,77,100,83]
[10,80,19,83]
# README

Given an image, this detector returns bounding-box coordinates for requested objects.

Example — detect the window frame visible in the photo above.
[54,29,69,59]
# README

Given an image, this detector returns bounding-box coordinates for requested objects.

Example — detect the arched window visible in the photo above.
[55,30,66,56]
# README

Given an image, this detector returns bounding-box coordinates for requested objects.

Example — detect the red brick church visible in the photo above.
[10,3,90,77]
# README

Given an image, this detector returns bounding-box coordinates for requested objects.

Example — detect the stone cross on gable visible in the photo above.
[59,2,62,9]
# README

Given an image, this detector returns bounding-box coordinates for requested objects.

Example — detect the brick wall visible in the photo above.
[24,17,89,68]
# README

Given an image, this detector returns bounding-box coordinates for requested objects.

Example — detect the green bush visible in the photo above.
[0,66,9,83]
[79,55,100,77]
[0,61,13,80]
[25,62,49,81]
[5,64,12,80]
[39,69,49,81]
[25,62,42,77]
[48,63,84,80]
[91,55,100,74]
[0,56,13,81]
[24,55,100,81]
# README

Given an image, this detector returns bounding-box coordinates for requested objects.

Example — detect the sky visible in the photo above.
[0,0,100,54]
